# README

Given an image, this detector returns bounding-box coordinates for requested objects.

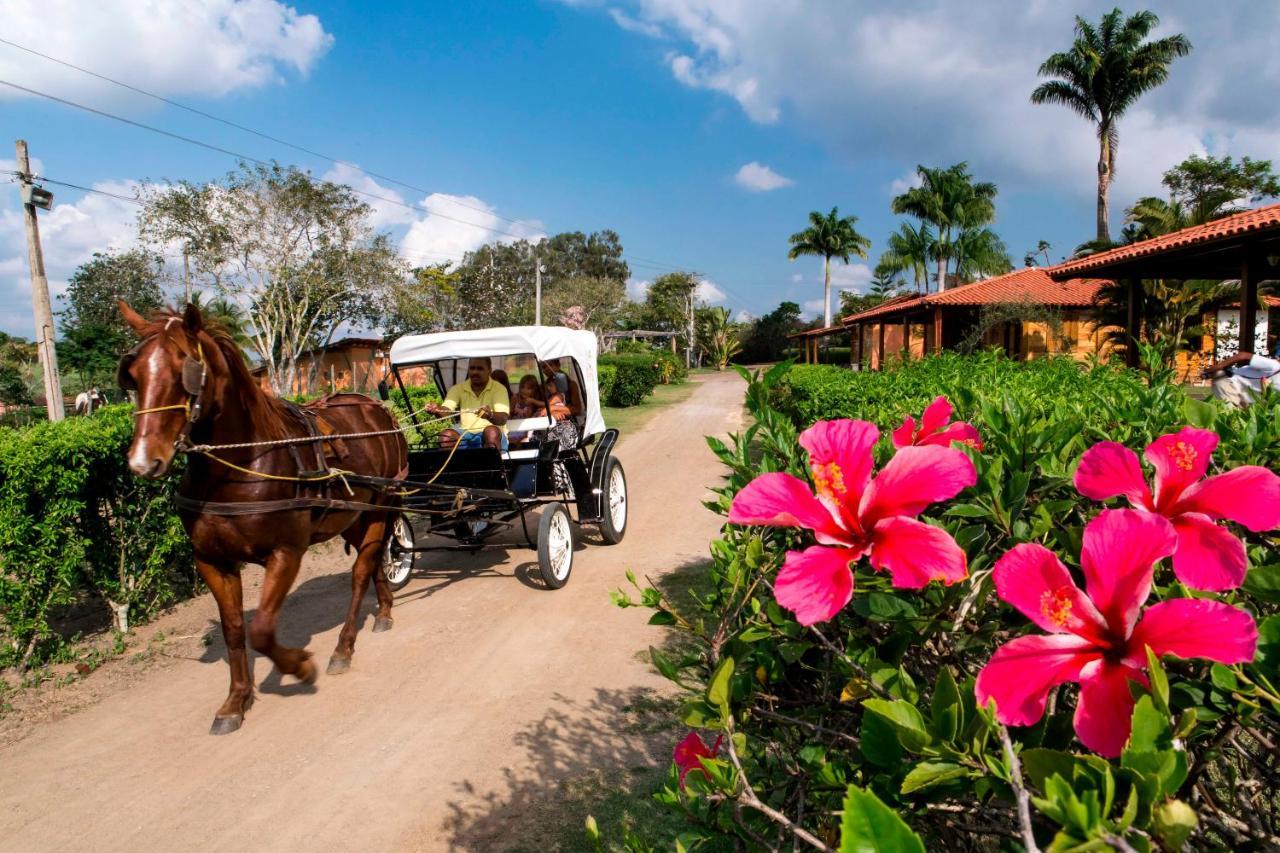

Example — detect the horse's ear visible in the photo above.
[119,300,148,334]
[183,302,203,334]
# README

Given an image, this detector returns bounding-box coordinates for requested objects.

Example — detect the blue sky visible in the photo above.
[3,1,1280,336]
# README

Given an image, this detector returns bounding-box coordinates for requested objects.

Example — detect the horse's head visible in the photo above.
[118,301,214,478]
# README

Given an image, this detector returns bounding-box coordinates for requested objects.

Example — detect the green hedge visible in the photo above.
[382,384,444,444]
[597,363,618,405]
[0,406,193,667]
[599,354,663,407]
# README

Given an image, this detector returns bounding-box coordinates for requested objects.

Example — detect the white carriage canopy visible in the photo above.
[389,326,607,437]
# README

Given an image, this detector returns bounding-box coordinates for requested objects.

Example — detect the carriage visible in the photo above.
[377,326,629,590]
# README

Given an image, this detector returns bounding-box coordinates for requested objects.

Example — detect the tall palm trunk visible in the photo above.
[1096,125,1113,242]
[823,256,832,327]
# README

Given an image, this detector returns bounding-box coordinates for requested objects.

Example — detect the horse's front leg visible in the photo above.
[195,558,254,735]
[248,546,316,684]
[327,513,390,675]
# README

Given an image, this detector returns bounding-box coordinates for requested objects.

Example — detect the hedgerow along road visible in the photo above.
[0,370,745,851]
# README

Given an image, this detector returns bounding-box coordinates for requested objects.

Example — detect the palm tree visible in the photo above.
[878,221,934,293]
[190,292,252,347]
[953,227,1013,282]
[891,163,997,292]
[787,207,871,326]
[1031,9,1191,243]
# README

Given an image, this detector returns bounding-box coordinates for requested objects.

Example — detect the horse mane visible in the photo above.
[142,308,291,440]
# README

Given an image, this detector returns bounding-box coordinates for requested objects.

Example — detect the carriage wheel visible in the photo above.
[537,502,574,589]
[382,513,415,591]
[599,456,627,545]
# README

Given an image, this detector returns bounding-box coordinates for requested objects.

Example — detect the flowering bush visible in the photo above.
[613,357,1280,850]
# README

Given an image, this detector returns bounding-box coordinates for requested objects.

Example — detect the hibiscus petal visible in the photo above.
[1080,509,1177,639]
[1074,659,1147,758]
[868,516,968,589]
[1145,427,1218,510]
[921,421,983,451]
[1128,599,1258,666]
[992,543,1108,641]
[859,445,977,525]
[1170,512,1248,592]
[1074,441,1153,509]
[799,420,880,512]
[728,472,847,545]
[975,634,1096,727]
[919,396,954,436]
[891,415,916,449]
[1176,466,1280,532]
[774,545,862,625]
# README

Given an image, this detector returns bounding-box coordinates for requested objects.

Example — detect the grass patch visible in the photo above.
[603,380,698,439]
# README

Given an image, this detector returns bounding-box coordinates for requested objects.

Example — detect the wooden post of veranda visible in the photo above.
[15,140,64,421]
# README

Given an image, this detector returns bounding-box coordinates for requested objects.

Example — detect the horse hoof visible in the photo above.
[326,655,351,676]
[296,656,318,684]
[373,616,394,633]
[210,714,243,735]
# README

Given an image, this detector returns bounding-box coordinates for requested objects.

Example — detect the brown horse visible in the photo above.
[118,302,408,734]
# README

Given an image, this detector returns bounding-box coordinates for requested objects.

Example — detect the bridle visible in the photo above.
[117,318,209,451]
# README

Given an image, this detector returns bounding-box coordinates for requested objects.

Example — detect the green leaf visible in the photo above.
[1020,748,1077,791]
[929,667,961,742]
[863,698,931,753]
[707,656,734,712]
[649,646,678,681]
[647,610,677,626]
[838,785,925,853]
[1183,395,1217,429]
[1242,563,1280,604]
[679,700,716,728]
[1126,695,1164,753]
[1209,663,1239,692]
[860,710,902,767]
[1144,647,1170,714]
[1253,614,1280,680]
[1152,799,1197,850]
[851,591,919,621]
[900,761,969,794]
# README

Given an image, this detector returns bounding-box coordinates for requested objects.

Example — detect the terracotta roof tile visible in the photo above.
[840,268,1103,324]
[1049,203,1280,277]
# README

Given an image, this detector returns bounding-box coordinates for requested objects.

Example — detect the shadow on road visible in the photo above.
[441,558,718,852]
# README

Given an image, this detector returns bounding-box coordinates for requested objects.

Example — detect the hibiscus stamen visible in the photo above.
[812,461,847,500]
[1168,441,1197,472]
[1039,587,1075,628]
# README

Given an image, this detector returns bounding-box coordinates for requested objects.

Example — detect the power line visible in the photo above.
[0,77,547,243]
[0,35,533,229]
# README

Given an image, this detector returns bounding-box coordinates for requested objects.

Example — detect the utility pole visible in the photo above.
[534,259,544,326]
[15,140,64,421]
[686,291,694,370]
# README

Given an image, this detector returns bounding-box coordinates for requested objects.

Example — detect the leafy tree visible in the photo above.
[838,290,888,318]
[1128,154,1280,239]
[383,263,461,338]
[891,163,1006,291]
[695,306,743,370]
[1024,239,1053,267]
[1031,9,1191,242]
[877,221,933,293]
[738,301,802,363]
[641,271,700,332]
[0,364,32,406]
[787,207,871,327]
[58,250,165,384]
[539,230,629,283]
[542,275,627,342]
[188,292,251,347]
[139,163,405,394]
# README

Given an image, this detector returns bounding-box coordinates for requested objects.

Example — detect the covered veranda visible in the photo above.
[788,322,851,364]
[1049,204,1280,366]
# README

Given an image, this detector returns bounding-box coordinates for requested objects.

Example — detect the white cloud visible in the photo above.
[733,161,794,192]
[830,263,873,292]
[790,273,803,283]
[401,193,545,266]
[0,0,332,103]
[626,277,651,300]
[696,278,727,304]
[609,8,666,37]
[583,2,1280,208]
[733,309,755,323]
[889,171,923,195]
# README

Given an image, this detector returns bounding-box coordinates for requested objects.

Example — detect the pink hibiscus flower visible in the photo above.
[1075,426,1280,591]
[673,731,722,789]
[892,395,983,450]
[727,419,976,626]
[975,509,1258,757]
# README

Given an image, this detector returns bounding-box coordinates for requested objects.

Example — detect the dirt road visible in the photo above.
[0,371,744,852]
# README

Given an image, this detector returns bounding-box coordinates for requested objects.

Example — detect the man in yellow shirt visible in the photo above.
[426,357,511,450]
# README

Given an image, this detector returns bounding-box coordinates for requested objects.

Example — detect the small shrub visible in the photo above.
[597,363,618,405]
[0,406,193,667]
[600,355,662,407]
